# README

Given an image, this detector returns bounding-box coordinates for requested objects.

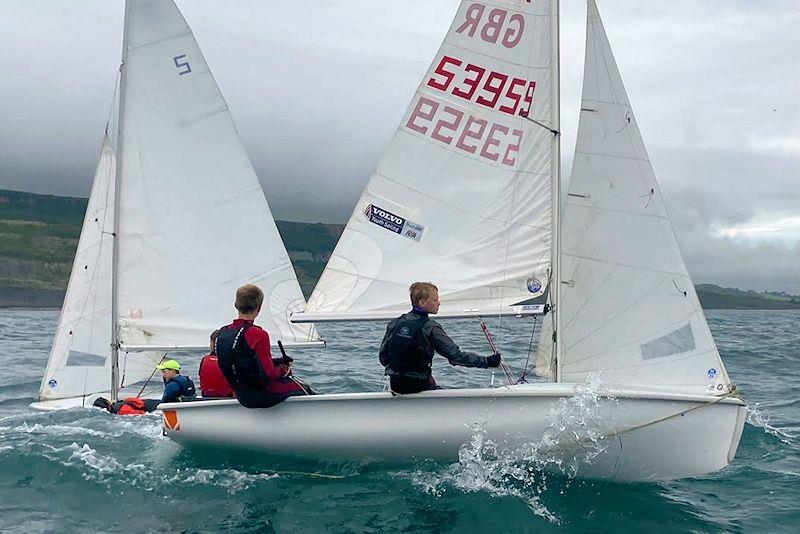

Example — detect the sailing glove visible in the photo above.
[486,353,502,367]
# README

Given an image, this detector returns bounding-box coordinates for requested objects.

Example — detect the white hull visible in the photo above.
[161,383,746,482]
[30,384,164,412]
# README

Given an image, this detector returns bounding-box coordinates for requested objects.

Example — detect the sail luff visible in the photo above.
[550,0,562,382]
[109,0,132,403]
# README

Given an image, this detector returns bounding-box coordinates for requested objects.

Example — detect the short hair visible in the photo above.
[409,282,438,306]
[209,329,220,352]
[235,284,264,314]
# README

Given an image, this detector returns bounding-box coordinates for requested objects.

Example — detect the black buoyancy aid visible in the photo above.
[215,323,270,390]
[167,374,196,401]
[380,313,431,377]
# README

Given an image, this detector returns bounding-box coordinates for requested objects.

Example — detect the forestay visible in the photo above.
[116,0,318,349]
[38,137,161,403]
[302,0,556,321]
[550,0,731,394]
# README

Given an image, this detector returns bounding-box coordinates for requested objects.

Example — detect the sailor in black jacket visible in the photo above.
[379,282,501,394]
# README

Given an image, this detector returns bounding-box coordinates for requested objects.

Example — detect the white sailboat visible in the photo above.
[32,0,320,411]
[161,1,746,482]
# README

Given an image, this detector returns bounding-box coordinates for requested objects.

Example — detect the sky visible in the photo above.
[0,1,798,292]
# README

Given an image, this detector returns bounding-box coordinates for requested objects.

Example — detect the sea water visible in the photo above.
[0,309,798,532]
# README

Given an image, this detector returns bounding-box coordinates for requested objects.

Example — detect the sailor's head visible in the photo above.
[209,329,220,353]
[156,359,181,380]
[92,396,113,412]
[410,281,440,314]
[235,284,263,317]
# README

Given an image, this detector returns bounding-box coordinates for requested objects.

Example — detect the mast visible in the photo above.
[550,0,562,382]
[110,0,132,402]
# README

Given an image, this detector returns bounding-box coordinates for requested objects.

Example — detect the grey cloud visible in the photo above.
[679,232,800,294]
[0,0,798,291]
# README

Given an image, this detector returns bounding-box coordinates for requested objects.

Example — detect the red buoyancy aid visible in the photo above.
[117,397,147,416]
[199,354,234,398]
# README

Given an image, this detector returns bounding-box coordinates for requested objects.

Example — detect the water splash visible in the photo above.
[408,373,618,522]
[746,403,796,446]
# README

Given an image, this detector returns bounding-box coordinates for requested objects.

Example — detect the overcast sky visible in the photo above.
[0,1,798,292]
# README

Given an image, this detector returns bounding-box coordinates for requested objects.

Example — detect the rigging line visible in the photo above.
[519,314,540,382]
[642,188,655,210]
[672,279,687,297]
[614,111,632,133]
[480,319,514,385]
[136,353,167,398]
[104,71,121,135]
[541,389,742,454]
[522,114,560,136]
[119,350,129,389]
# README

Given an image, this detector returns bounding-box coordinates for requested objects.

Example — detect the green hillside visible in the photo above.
[695,284,800,310]
[0,189,342,306]
[2,188,798,310]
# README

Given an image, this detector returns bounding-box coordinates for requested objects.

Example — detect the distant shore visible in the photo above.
[2,188,799,311]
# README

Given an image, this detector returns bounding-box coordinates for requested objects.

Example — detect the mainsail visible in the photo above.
[301,0,558,321]
[540,0,731,394]
[38,137,161,402]
[115,0,318,349]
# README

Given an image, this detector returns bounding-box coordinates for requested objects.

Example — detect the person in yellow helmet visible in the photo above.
[156,359,197,403]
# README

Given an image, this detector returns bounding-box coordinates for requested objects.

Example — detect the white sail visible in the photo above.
[116,0,318,349]
[303,0,556,321]
[532,310,554,379]
[38,137,161,402]
[555,0,731,394]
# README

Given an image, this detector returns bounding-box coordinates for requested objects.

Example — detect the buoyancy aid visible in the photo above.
[215,323,270,390]
[163,374,197,402]
[199,353,234,397]
[379,313,431,378]
[117,397,147,416]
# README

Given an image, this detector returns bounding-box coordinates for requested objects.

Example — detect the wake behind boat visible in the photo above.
[161,0,746,483]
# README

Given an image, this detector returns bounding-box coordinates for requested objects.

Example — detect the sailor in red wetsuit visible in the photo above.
[198,330,234,398]
[214,284,314,408]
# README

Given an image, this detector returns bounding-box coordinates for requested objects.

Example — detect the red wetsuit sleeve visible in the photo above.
[244,326,284,381]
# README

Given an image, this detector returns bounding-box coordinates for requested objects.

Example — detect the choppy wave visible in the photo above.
[38,441,281,494]
[2,309,799,532]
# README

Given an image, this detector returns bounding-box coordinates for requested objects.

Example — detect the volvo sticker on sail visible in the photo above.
[364,204,425,242]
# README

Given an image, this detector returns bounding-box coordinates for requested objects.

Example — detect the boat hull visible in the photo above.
[160,383,746,482]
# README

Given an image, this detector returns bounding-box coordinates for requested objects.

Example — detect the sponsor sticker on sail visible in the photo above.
[364,204,425,242]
